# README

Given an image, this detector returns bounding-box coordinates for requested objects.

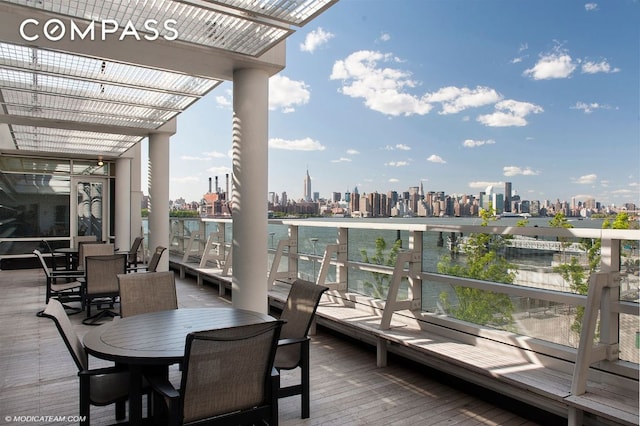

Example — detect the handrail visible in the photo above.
[162,217,640,379]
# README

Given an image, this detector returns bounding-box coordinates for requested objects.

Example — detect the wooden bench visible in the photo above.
[168,263,639,426]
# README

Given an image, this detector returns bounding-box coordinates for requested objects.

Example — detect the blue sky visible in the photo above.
[146,0,639,208]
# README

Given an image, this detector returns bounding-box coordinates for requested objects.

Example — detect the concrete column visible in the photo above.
[232,68,269,313]
[130,142,144,254]
[114,157,131,254]
[148,130,172,272]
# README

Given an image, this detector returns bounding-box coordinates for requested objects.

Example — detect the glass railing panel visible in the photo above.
[620,313,639,363]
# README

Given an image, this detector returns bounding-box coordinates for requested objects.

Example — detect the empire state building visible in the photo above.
[304,169,312,202]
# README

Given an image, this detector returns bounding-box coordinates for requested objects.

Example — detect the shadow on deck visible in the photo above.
[1,267,564,425]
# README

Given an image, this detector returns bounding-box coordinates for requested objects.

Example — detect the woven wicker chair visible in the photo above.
[33,249,83,314]
[147,321,284,426]
[118,271,178,318]
[82,253,126,325]
[41,298,131,426]
[274,279,328,419]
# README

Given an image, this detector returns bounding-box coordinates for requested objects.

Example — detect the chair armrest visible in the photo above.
[146,374,180,399]
[278,337,309,347]
[78,365,127,377]
[50,270,84,277]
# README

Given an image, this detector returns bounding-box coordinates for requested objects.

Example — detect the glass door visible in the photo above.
[72,177,108,242]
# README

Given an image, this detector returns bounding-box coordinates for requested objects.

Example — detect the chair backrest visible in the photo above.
[85,254,126,296]
[41,240,61,270]
[127,237,144,264]
[73,235,97,248]
[146,246,167,272]
[276,279,328,369]
[41,298,88,372]
[279,279,328,341]
[33,249,52,278]
[78,242,113,270]
[180,321,284,424]
[118,271,178,318]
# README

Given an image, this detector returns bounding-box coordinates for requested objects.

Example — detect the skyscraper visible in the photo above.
[304,169,312,202]
[505,182,512,212]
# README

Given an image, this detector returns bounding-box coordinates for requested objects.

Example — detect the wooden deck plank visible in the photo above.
[0,267,562,425]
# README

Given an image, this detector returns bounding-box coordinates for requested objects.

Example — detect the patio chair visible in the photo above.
[274,279,328,419]
[82,253,126,325]
[41,240,65,271]
[73,235,97,247]
[146,321,284,426]
[41,298,131,426]
[33,249,83,315]
[77,241,112,272]
[118,236,143,271]
[130,245,166,273]
[118,271,178,318]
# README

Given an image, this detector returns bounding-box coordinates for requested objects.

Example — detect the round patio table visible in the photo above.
[83,307,276,425]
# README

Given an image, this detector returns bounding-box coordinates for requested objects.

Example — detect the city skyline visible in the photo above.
[141,0,639,208]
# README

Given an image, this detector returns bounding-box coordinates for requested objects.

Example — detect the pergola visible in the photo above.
[0,0,338,313]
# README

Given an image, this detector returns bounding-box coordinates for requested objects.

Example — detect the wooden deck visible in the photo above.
[0,267,562,426]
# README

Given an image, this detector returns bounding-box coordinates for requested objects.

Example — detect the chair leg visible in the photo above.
[79,376,90,426]
[115,400,126,420]
[301,340,310,419]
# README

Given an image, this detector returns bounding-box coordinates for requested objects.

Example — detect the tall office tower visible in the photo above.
[332,192,341,203]
[504,182,512,212]
[304,169,312,202]
[345,190,351,203]
[281,191,288,206]
[387,191,398,206]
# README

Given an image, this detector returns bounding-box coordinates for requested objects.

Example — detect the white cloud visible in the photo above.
[214,89,233,109]
[269,74,311,113]
[511,43,529,63]
[523,47,577,80]
[330,50,433,116]
[379,32,391,42]
[571,101,611,114]
[206,166,232,175]
[388,178,399,183]
[572,174,598,184]
[463,139,496,148]
[477,99,543,127]
[300,27,335,53]
[427,154,446,164]
[425,86,503,114]
[503,166,539,176]
[383,144,411,151]
[180,155,209,161]
[581,60,620,74]
[469,181,502,190]
[346,149,360,155]
[203,151,228,158]
[584,3,598,11]
[215,94,231,108]
[385,161,409,167]
[331,157,352,163]
[269,137,325,151]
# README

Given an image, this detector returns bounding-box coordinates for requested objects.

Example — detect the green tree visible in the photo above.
[551,211,633,333]
[437,204,515,328]
[360,237,402,299]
